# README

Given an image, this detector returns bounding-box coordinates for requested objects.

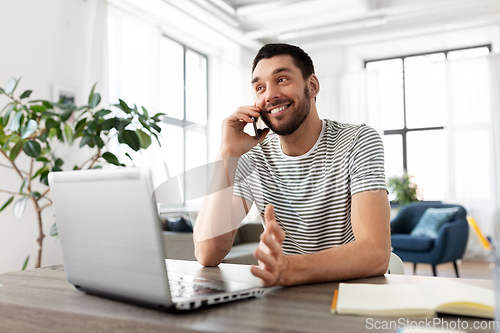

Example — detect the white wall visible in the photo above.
[303,24,500,123]
[0,0,253,274]
[0,0,108,274]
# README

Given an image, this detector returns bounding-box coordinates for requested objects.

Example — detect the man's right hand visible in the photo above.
[220,105,270,157]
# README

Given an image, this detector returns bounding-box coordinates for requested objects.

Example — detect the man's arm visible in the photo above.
[251,190,391,287]
[193,106,269,266]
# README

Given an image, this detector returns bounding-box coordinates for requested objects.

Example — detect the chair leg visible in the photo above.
[453,261,460,278]
[432,265,437,276]
[413,263,417,275]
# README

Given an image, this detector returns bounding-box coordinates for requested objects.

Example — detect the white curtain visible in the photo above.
[338,70,383,134]
[107,4,171,190]
[339,56,500,259]
[446,54,500,258]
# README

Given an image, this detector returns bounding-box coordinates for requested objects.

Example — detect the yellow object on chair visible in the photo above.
[466,215,492,250]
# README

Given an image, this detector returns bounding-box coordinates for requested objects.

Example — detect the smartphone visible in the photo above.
[251,116,260,140]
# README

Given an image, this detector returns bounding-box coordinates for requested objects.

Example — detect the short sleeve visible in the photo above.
[349,125,388,195]
[233,154,255,203]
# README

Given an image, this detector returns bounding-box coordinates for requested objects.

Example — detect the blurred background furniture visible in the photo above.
[388,252,405,275]
[162,222,263,265]
[390,202,469,277]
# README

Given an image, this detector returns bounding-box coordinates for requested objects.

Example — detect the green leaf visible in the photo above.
[54,158,64,167]
[86,119,97,134]
[94,135,104,148]
[94,109,111,118]
[152,112,166,119]
[45,118,60,129]
[89,93,101,109]
[36,157,49,163]
[22,255,30,271]
[102,152,123,166]
[48,127,58,139]
[117,99,132,114]
[30,105,47,113]
[20,177,27,193]
[20,119,37,139]
[10,140,24,161]
[141,106,149,118]
[42,101,54,109]
[1,102,14,116]
[39,170,50,186]
[116,119,131,131]
[74,119,87,135]
[1,104,14,127]
[52,166,62,172]
[136,129,152,149]
[79,135,92,148]
[60,109,73,122]
[151,132,161,147]
[50,222,58,237]
[64,123,74,146]
[32,166,49,180]
[125,152,133,161]
[119,130,141,151]
[0,196,14,212]
[20,90,33,99]
[30,191,41,198]
[101,118,115,131]
[88,82,98,104]
[5,77,17,95]
[151,123,161,133]
[0,87,4,94]
[8,111,23,132]
[13,196,29,221]
[138,118,149,129]
[23,140,41,158]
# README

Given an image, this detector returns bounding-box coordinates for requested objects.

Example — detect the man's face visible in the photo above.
[252,55,312,136]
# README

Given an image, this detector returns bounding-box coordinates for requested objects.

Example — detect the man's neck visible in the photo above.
[279,109,322,157]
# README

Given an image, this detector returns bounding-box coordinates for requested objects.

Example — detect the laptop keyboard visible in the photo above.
[168,273,227,299]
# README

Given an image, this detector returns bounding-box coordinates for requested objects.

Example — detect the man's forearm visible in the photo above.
[280,238,391,286]
[193,154,243,266]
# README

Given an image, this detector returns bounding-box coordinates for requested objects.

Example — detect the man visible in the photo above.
[194,43,390,287]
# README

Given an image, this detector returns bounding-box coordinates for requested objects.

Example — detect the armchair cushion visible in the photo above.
[391,234,435,252]
[410,207,459,238]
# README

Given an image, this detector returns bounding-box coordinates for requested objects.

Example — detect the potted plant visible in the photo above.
[0,77,164,269]
[387,173,421,205]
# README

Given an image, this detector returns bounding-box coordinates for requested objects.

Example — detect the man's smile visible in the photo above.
[265,102,292,116]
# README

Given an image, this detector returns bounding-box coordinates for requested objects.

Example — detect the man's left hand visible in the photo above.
[251,204,289,287]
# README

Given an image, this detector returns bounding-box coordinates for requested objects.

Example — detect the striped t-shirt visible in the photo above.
[233,119,387,255]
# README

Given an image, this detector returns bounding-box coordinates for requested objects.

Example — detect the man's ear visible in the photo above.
[308,74,320,99]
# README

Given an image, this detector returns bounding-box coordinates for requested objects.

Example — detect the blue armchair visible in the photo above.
[390,202,469,277]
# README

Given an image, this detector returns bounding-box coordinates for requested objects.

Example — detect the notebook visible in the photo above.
[48,167,266,311]
[332,279,494,319]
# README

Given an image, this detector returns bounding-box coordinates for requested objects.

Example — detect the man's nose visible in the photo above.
[265,84,280,103]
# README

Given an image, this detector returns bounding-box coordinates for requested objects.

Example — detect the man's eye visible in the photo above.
[256,86,264,92]
[278,78,288,83]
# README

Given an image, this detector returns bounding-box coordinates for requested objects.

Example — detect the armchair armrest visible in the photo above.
[390,213,409,234]
[429,219,468,264]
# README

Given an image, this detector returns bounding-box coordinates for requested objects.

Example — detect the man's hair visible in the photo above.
[252,43,315,80]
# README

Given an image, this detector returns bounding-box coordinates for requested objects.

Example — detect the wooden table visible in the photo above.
[0,259,495,333]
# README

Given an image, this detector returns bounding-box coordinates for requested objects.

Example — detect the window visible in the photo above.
[365,45,490,201]
[159,36,209,205]
[107,6,209,207]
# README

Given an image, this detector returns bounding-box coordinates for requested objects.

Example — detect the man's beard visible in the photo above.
[260,86,311,136]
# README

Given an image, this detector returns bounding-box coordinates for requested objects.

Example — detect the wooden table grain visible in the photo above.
[0,260,495,333]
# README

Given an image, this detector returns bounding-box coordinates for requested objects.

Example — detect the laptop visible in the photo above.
[48,167,266,311]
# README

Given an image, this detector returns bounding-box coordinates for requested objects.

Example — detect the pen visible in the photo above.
[330,288,338,314]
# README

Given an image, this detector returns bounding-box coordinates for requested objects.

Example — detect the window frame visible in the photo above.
[364,44,491,174]
[161,34,209,203]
